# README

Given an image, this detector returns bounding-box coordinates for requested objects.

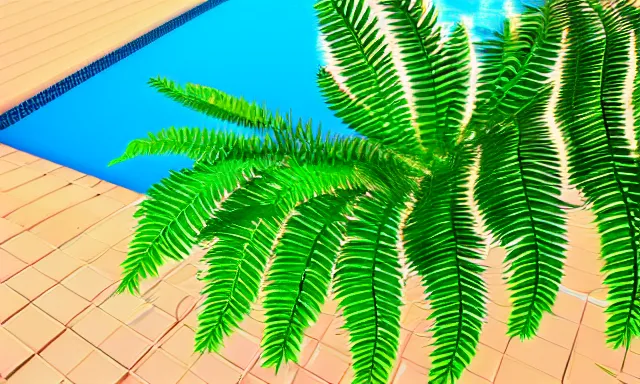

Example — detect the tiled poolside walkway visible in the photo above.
[0,0,206,114]
[0,144,638,384]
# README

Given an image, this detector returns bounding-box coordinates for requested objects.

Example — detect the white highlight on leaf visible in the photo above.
[504,0,515,19]
[462,21,478,129]
[366,0,417,128]
[624,30,638,155]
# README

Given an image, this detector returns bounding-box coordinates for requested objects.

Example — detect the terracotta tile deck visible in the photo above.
[0,144,637,384]
[0,0,206,114]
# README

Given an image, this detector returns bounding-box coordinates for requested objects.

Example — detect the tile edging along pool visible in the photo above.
[0,0,229,131]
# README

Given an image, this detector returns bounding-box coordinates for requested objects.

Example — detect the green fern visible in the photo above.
[557,0,640,349]
[148,77,284,131]
[112,1,640,383]
[476,90,567,339]
[115,160,268,294]
[261,191,357,370]
[315,0,422,155]
[404,146,486,383]
[335,192,406,384]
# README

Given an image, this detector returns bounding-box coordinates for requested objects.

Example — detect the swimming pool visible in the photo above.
[0,0,522,193]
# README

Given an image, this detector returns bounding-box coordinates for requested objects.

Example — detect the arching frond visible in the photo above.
[380,1,473,149]
[148,77,285,131]
[404,146,486,384]
[261,191,357,371]
[476,90,567,339]
[557,0,640,348]
[315,0,422,155]
[334,192,405,384]
[116,159,269,294]
[110,124,422,178]
[475,1,565,129]
[195,163,367,352]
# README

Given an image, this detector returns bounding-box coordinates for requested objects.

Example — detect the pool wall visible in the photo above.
[0,0,228,130]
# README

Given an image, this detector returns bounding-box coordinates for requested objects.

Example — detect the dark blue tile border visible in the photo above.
[0,0,228,130]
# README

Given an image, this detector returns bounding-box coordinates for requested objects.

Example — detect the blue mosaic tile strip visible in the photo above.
[0,0,228,130]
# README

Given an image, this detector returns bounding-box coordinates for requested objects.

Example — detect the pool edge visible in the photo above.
[0,0,229,131]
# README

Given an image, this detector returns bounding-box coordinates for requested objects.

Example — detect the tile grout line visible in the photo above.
[560,297,588,383]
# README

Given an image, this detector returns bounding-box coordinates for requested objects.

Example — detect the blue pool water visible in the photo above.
[0,0,521,193]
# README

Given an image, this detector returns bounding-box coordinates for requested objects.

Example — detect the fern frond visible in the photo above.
[379,1,472,149]
[618,2,640,148]
[334,193,405,384]
[261,191,357,371]
[315,0,422,155]
[116,159,269,294]
[148,76,284,131]
[109,127,265,165]
[110,124,422,180]
[475,1,565,129]
[404,147,486,384]
[557,0,640,348]
[195,163,367,352]
[476,90,567,339]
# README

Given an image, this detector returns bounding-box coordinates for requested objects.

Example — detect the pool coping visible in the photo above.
[0,0,228,131]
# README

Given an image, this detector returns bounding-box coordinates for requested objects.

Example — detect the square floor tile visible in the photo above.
[1,231,54,264]
[0,217,24,243]
[50,167,84,182]
[178,371,207,384]
[26,158,60,173]
[478,317,510,353]
[91,248,128,280]
[3,304,64,352]
[99,326,151,369]
[220,330,260,369]
[250,359,299,384]
[40,330,94,375]
[5,266,56,301]
[564,352,619,384]
[62,266,113,300]
[129,306,176,342]
[99,290,148,323]
[72,307,122,346]
[467,343,503,382]
[145,282,196,319]
[34,284,90,325]
[86,207,138,246]
[319,317,351,357]
[190,353,243,384]
[0,248,27,282]
[0,328,33,377]
[5,356,64,384]
[2,151,38,166]
[305,345,350,384]
[67,350,127,384]
[293,369,328,383]
[536,313,579,349]
[506,336,570,379]
[33,250,83,281]
[401,332,433,368]
[60,234,109,263]
[622,351,640,378]
[391,359,428,383]
[574,325,625,371]
[0,284,28,323]
[160,325,197,365]
[581,302,607,332]
[494,356,560,384]
[459,370,492,384]
[104,187,141,205]
[552,292,586,323]
[135,349,188,384]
